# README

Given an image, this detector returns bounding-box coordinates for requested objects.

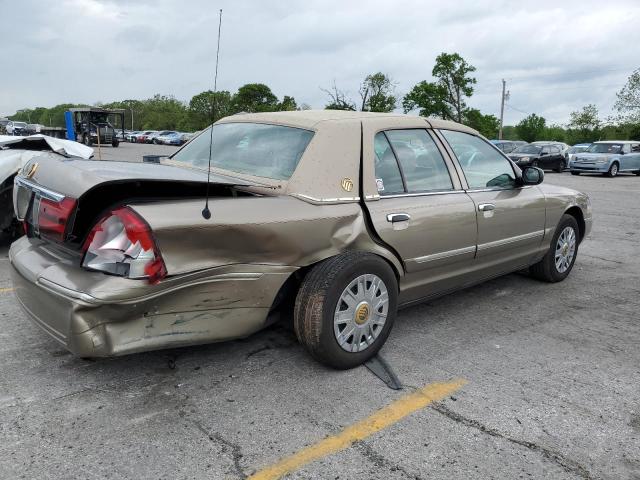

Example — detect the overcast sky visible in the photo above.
[2,0,639,125]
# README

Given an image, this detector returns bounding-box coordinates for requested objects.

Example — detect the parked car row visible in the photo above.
[125,130,195,145]
[493,138,640,177]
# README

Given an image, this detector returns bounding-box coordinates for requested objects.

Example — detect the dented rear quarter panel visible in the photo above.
[131,195,403,276]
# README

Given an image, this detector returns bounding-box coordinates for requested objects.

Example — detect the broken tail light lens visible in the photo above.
[82,206,167,284]
[37,197,77,243]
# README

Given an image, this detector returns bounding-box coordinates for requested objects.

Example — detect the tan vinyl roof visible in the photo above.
[218,110,478,134]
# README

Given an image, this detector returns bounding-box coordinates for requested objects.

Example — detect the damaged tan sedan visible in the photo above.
[10,111,592,369]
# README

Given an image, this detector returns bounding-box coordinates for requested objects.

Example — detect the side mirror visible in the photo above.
[521,166,544,185]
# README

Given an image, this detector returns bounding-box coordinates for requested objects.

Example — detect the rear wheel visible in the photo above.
[530,214,579,283]
[112,139,119,147]
[571,171,580,176]
[83,134,92,146]
[532,160,540,168]
[294,252,398,369]
[606,162,619,177]
[634,170,640,176]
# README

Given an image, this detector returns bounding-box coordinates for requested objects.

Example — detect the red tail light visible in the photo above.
[37,197,77,242]
[82,206,167,284]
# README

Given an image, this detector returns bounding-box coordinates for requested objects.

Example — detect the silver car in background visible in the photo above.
[570,141,640,177]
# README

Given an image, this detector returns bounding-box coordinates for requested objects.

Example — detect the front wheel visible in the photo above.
[606,162,619,177]
[83,134,92,146]
[294,252,398,369]
[531,160,540,168]
[530,214,579,283]
[571,171,580,176]
[555,159,566,173]
[112,139,119,147]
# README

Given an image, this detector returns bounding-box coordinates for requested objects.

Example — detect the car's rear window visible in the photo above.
[171,122,315,180]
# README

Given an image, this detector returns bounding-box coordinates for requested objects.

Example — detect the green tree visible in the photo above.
[543,124,567,143]
[462,108,499,138]
[278,95,298,111]
[188,90,232,130]
[501,125,518,140]
[403,52,476,122]
[232,83,279,113]
[516,114,546,142]
[359,72,396,112]
[566,104,601,144]
[615,68,640,122]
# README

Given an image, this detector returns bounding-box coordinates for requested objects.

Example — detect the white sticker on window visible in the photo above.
[376,178,385,191]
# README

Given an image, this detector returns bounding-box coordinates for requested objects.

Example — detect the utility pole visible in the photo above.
[130,109,134,130]
[499,79,510,140]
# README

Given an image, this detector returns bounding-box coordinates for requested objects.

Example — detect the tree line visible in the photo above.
[8,53,640,143]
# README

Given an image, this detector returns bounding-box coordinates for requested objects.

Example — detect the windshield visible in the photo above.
[14,122,27,128]
[171,122,315,180]
[513,145,541,154]
[587,143,623,153]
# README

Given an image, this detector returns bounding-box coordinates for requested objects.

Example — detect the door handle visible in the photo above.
[386,213,411,223]
[478,203,495,212]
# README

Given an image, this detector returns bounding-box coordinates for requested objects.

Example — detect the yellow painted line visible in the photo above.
[248,379,466,480]
[0,287,14,293]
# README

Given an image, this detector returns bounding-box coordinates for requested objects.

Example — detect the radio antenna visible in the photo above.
[202,8,223,220]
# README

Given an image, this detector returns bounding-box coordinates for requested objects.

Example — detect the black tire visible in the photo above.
[571,171,580,176]
[112,139,119,147]
[554,159,566,173]
[531,160,540,168]
[606,162,619,177]
[530,214,580,283]
[634,170,640,176]
[294,252,398,369]
[152,138,159,145]
[83,134,92,146]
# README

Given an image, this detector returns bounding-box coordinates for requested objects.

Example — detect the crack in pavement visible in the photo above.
[354,439,424,480]
[431,403,594,480]
[191,419,247,479]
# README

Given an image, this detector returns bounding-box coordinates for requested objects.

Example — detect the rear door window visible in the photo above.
[384,129,453,193]
[374,133,405,195]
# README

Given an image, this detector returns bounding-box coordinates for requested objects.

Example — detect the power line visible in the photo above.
[504,103,531,115]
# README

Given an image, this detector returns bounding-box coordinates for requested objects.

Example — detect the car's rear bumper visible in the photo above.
[10,237,296,357]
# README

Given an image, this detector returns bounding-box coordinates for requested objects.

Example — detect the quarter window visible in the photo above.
[374,133,404,195]
[441,130,516,189]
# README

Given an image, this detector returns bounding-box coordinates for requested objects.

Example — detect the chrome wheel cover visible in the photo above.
[555,226,576,273]
[334,274,389,352]
[611,164,618,176]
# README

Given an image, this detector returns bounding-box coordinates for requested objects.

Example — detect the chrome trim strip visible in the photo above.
[291,193,359,204]
[465,186,532,193]
[477,230,544,251]
[412,245,476,264]
[377,190,466,199]
[14,177,66,202]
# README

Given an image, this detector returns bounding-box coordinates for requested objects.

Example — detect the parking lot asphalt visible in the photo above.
[1,152,639,479]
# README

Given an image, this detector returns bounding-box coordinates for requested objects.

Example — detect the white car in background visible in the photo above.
[0,135,93,236]
[5,121,28,136]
